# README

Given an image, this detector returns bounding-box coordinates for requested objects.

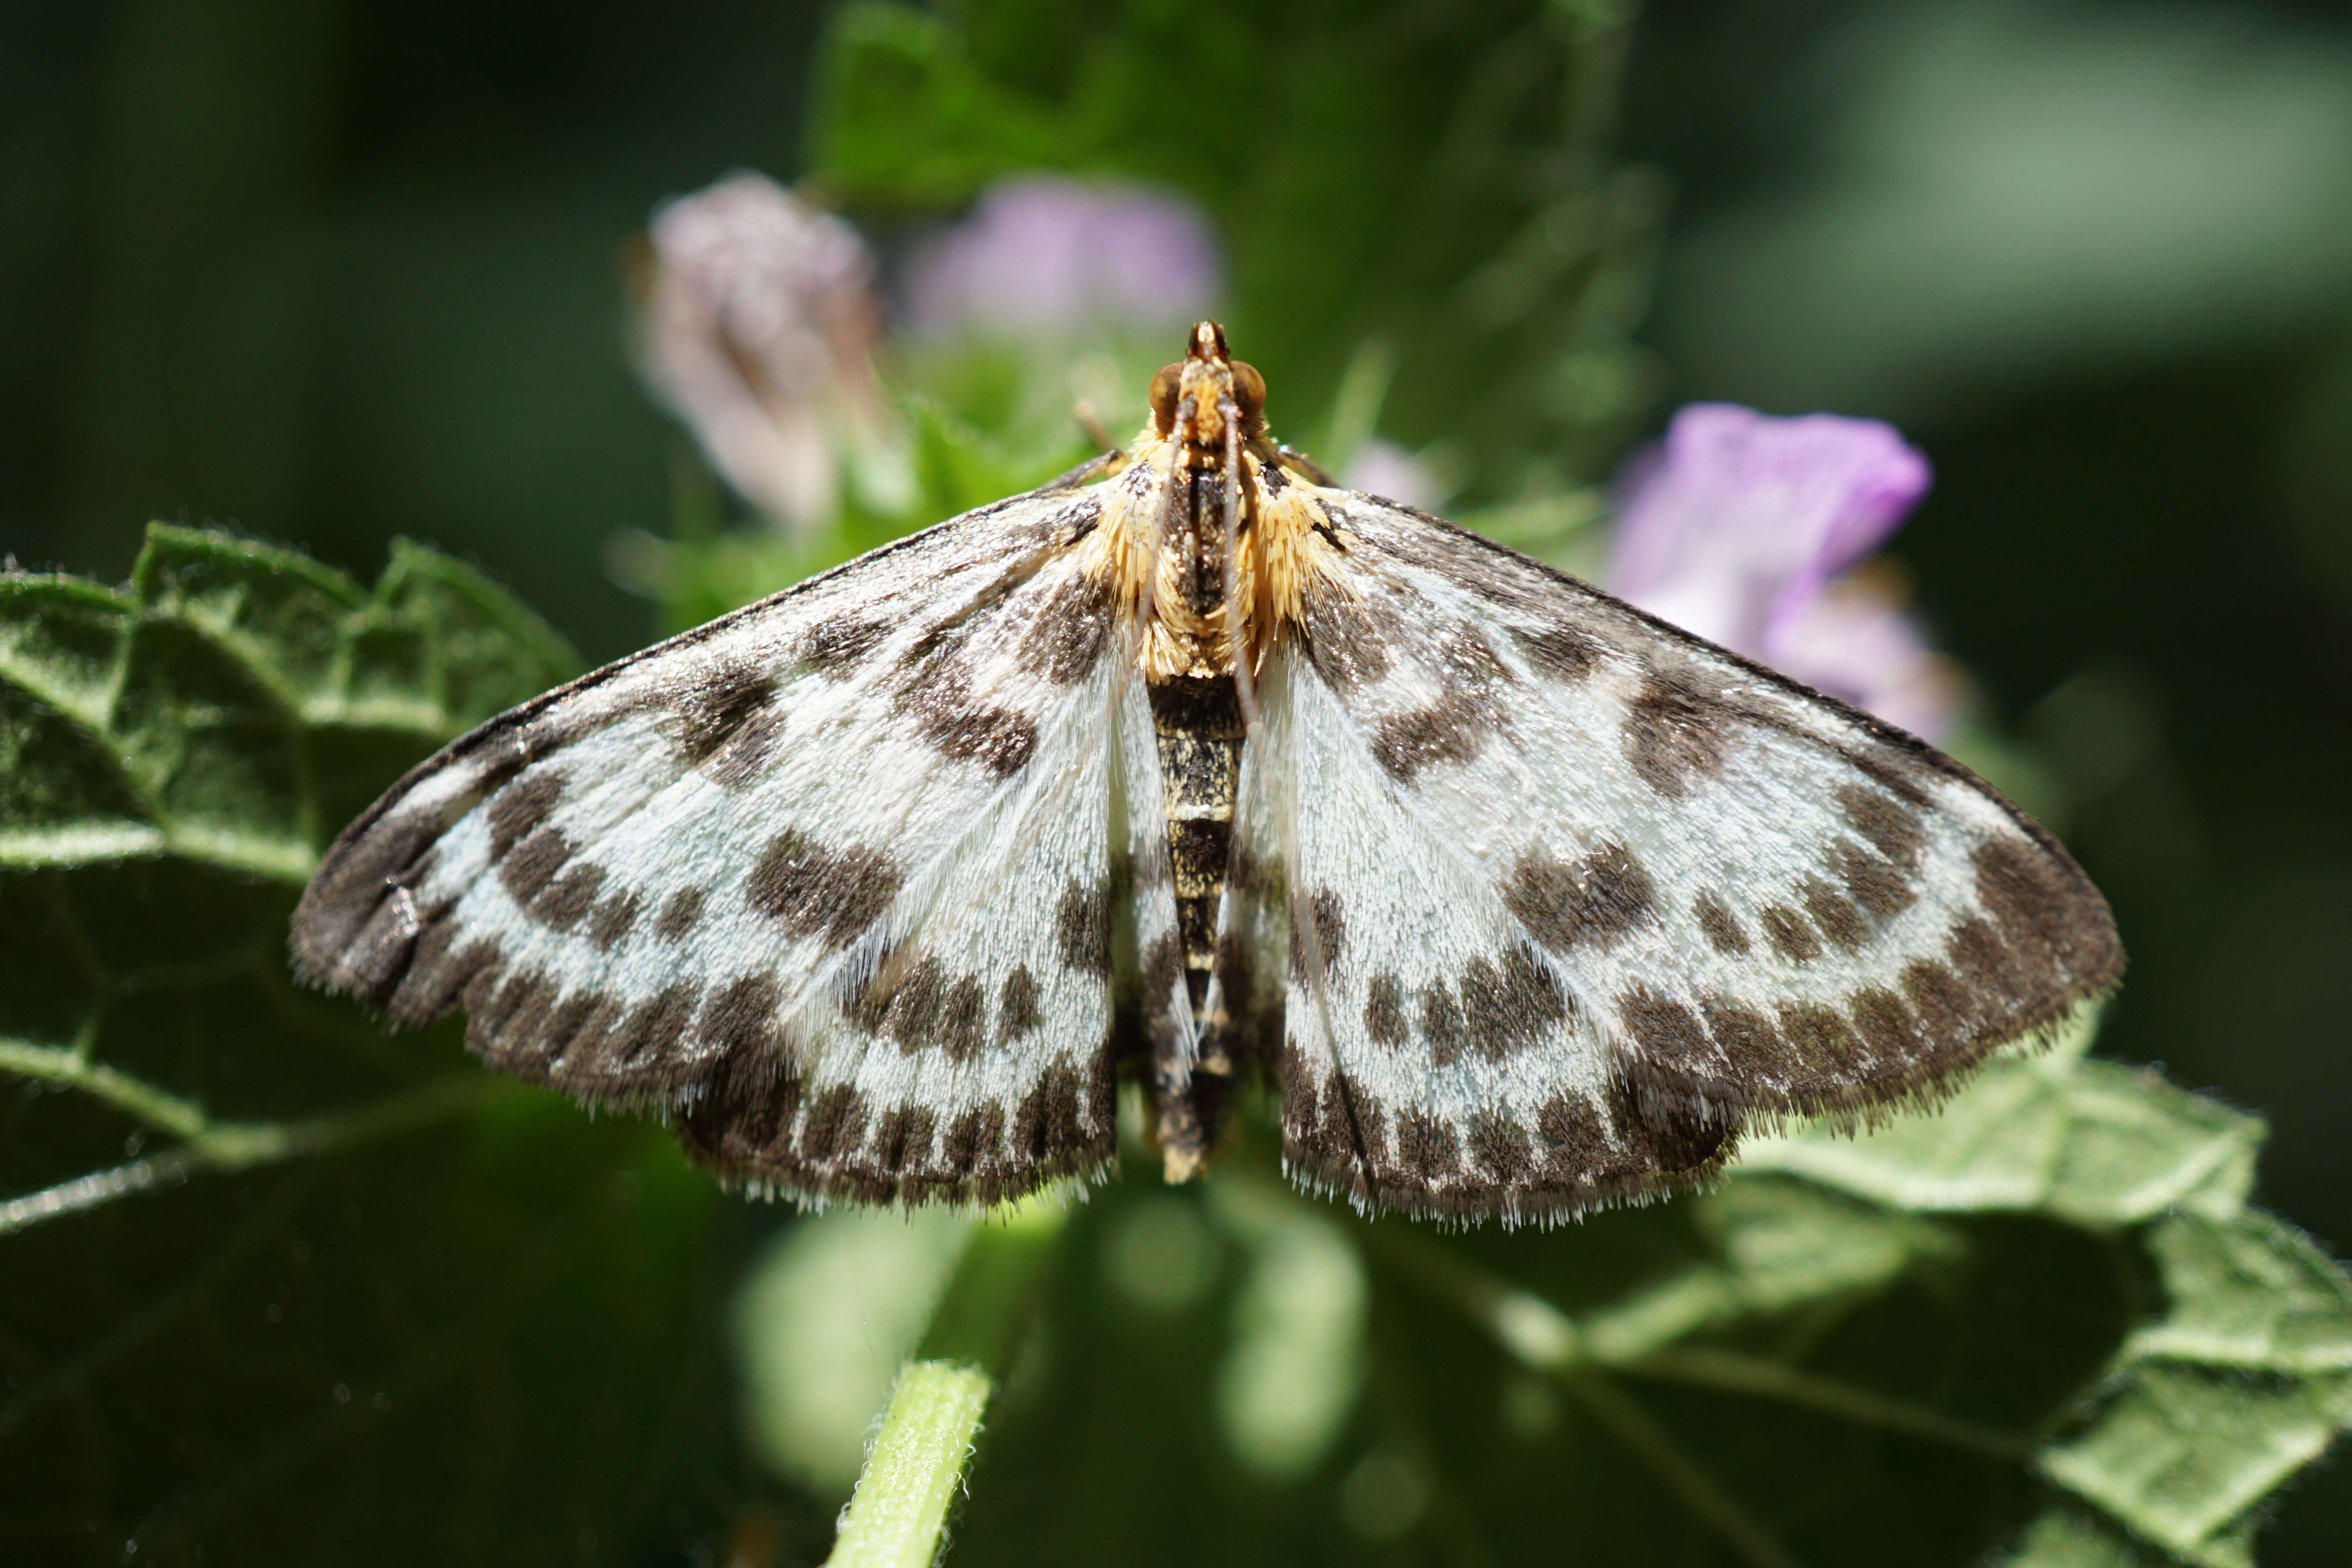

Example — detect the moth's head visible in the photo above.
[1149,319,1268,461]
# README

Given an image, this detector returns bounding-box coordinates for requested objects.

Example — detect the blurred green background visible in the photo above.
[5,0,2351,1562]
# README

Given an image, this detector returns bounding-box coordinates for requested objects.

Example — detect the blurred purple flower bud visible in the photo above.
[1344,439,1444,512]
[906,175,1223,337]
[636,171,885,534]
[1604,403,1958,738]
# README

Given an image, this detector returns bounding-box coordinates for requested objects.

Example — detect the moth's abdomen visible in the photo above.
[1145,674,1244,1026]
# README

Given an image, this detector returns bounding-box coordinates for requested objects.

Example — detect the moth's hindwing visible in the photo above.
[292,485,1130,1207]
[1270,493,2123,1224]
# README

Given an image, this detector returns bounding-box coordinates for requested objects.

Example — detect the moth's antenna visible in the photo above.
[1072,398,1115,456]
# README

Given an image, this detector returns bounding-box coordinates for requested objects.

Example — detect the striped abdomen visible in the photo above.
[1145,675,1244,1031]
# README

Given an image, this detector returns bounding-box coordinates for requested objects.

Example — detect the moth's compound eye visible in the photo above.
[1230,361,1266,427]
[1150,363,1184,436]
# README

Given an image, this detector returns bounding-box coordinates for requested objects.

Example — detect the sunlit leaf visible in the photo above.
[0,527,811,1565]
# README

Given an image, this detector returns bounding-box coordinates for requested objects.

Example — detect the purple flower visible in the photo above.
[1343,440,1444,512]
[1604,403,1957,739]
[906,176,1223,337]
[636,172,887,534]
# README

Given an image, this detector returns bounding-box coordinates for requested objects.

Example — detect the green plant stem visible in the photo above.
[0,1037,210,1138]
[823,1198,1070,1568]
[827,1360,994,1568]
[1563,1369,1806,1568]
[1635,1346,2032,1460]
[0,1072,493,1235]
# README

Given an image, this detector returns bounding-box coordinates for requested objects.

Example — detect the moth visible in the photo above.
[292,322,2122,1223]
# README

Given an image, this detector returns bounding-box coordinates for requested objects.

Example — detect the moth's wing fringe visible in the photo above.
[1286,990,2111,1230]
[702,1149,1117,1218]
[1615,974,2118,1140]
[1280,1143,1737,1234]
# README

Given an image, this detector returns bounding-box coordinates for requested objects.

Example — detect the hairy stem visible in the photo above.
[826,1361,994,1568]
[822,1199,1069,1568]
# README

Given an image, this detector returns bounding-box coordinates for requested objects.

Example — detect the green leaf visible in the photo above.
[809,0,1660,493]
[0,528,823,1565]
[919,1017,2352,1568]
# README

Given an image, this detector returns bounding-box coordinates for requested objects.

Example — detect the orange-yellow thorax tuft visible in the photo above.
[1085,321,1343,681]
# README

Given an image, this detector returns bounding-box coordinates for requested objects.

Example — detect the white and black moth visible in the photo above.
[292,322,2122,1224]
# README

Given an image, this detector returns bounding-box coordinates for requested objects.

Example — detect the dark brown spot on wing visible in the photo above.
[1624,668,1734,799]
[1467,1109,1534,1183]
[498,826,574,906]
[1972,837,2122,988]
[748,829,903,950]
[1693,890,1750,955]
[1946,916,2018,993]
[1759,903,1823,964]
[1056,878,1110,975]
[1395,1108,1460,1182]
[1831,838,1916,920]
[1701,998,1793,1084]
[1534,1092,1615,1183]
[656,886,706,941]
[1800,874,1868,952]
[528,861,604,932]
[802,615,890,676]
[944,1104,1005,1171]
[678,661,778,764]
[1848,987,1920,1065]
[1371,693,1490,784]
[387,928,501,1030]
[587,887,642,949]
[1016,570,1113,685]
[1901,959,1978,1054]
[1299,588,1392,695]
[1421,981,1465,1068]
[801,1085,870,1163]
[612,984,700,1075]
[1617,985,1713,1067]
[487,770,564,859]
[880,956,945,1054]
[1504,841,1658,954]
[1141,933,1184,1013]
[1364,972,1407,1049]
[1607,1077,1734,1174]
[1845,747,1935,809]
[1459,947,1568,1059]
[1288,887,1347,980]
[677,1002,802,1160]
[1013,1064,1100,1166]
[471,966,559,1054]
[1513,625,1603,682]
[1836,782,1927,868]
[869,1105,940,1173]
[707,712,787,788]
[999,965,1044,1041]
[908,664,1038,778]
[697,973,782,1059]
[1775,1002,1869,1079]
[939,974,988,1061]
